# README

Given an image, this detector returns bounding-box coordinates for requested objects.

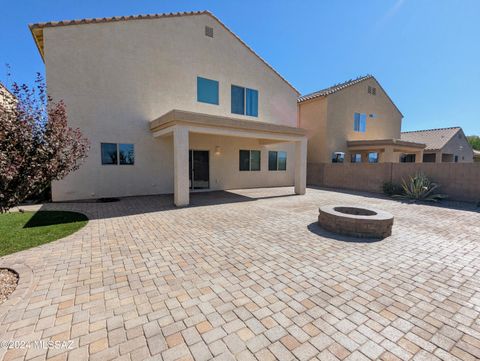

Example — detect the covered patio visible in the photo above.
[347,138,426,163]
[150,110,308,206]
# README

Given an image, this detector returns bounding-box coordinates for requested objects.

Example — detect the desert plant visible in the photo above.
[393,173,447,202]
[0,73,89,213]
[382,181,403,196]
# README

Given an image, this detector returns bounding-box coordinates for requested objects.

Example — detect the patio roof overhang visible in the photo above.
[347,139,426,153]
[150,109,307,142]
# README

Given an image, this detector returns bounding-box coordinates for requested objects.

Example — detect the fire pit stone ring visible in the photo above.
[318,205,394,239]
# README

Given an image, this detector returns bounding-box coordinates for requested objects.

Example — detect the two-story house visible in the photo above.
[298,75,425,164]
[30,11,307,206]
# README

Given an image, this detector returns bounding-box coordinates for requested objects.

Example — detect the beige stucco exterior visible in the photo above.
[299,77,411,163]
[37,13,306,203]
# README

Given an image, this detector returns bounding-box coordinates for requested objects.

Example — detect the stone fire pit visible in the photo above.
[318,205,394,239]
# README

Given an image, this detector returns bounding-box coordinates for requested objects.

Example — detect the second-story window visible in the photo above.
[231,85,258,117]
[354,113,367,132]
[197,77,219,105]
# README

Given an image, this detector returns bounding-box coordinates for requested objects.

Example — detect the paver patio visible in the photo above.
[0,187,479,361]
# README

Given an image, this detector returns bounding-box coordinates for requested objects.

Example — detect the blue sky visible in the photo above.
[1,0,479,134]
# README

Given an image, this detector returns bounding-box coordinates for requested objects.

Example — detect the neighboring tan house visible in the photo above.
[474,150,480,162]
[0,82,16,110]
[30,11,307,205]
[401,127,474,163]
[298,75,425,164]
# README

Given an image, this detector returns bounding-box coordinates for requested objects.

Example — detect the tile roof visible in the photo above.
[297,75,403,117]
[297,75,373,102]
[401,127,462,151]
[28,11,299,94]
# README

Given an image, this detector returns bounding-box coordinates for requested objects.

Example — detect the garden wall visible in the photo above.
[307,162,480,202]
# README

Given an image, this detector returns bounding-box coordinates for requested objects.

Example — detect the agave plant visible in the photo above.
[393,173,447,202]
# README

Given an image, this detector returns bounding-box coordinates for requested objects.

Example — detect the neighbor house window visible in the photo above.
[101,143,134,165]
[231,85,258,117]
[197,77,219,105]
[239,150,261,171]
[268,151,287,171]
[368,152,379,163]
[205,26,214,38]
[354,113,367,132]
[332,152,345,163]
[351,154,362,163]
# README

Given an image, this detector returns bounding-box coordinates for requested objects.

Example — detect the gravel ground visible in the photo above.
[0,269,18,304]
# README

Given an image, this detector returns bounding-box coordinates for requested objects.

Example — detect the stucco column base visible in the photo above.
[294,138,307,195]
[173,126,190,206]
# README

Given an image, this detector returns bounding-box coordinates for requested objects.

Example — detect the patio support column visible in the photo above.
[415,150,424,163]
[383,146,396,163]
[173,126,189,207]
[294,138,307,195]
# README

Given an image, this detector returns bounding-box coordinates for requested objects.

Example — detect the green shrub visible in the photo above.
[382,181,403,196]
[393,173,447,202]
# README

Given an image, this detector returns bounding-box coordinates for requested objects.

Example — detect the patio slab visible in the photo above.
[0,187,479,360]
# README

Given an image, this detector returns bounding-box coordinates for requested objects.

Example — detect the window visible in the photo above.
[231,85,245,115]
[268,151,287,171]
[368,152,379,163]
[332,152,345,163]
[455,155,459,162]
[246,89,258,116]
[401,154,416,163]
[205,26,213,38]
[351,153,362,163]
[101,143,134,165]
[239,150,260,171]
[101,143,117,165]
[354,113,367,132]
[368,86,377,95]
[197,77,219,105]
[119,144,135,165]
[231,85,258,117]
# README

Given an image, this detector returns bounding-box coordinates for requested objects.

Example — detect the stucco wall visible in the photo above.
[308,162,480,202]
[297,97,328,163]
[43,14,298,200]
[299,78,403,163]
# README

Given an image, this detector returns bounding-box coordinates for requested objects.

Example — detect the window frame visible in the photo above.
[351,153,362,163]
[231,85,259,117]
[197,76,219,105]
[239,149,261,171]
[368,152,379,163]
[101,142,135,166]
[268,151,287,171]
[354,112,367,133]
[101,143,118,165]
[119,143,135,165]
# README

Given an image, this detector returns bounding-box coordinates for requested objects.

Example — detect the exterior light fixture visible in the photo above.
[215,146,221,155]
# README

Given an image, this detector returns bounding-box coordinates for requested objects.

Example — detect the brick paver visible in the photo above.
[0,187,479,360]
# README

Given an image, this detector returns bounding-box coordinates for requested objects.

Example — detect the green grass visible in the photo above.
[0,211,88,257]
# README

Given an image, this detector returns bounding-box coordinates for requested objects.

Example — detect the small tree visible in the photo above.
[0,74,89,213]
[467,135,480,151]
